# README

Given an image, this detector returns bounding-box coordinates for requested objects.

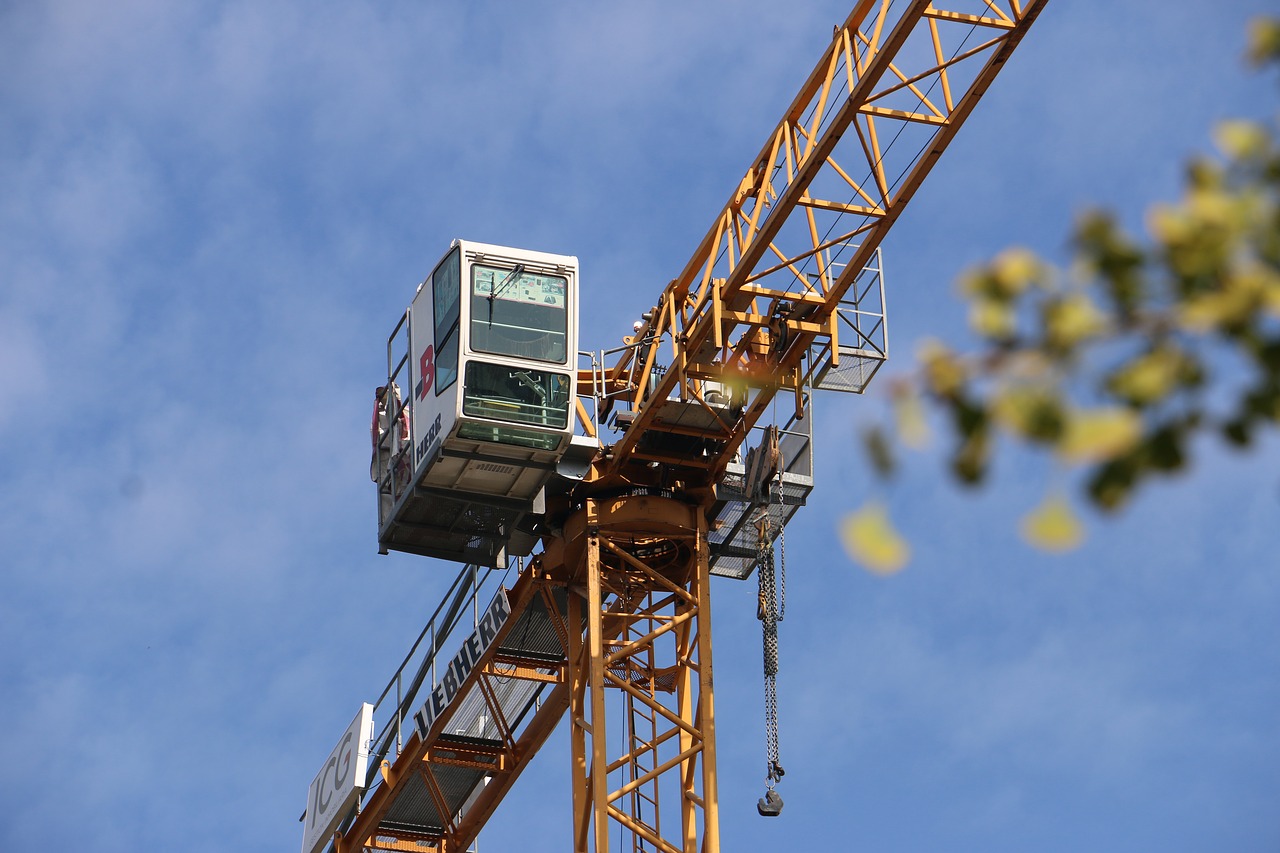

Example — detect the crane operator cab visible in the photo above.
[374,240,589,566]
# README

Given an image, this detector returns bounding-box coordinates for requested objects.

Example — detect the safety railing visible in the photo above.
[325,558,519,852]
[708,389,814,580]
[375,309,416,531]
[812,247,888,394]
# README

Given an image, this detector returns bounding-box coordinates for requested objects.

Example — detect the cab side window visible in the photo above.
[433,248,461,394]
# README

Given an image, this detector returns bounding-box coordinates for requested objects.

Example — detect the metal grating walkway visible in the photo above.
[324,568,578,853]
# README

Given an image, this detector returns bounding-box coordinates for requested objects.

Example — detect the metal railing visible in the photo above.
[325,558,517,853]
[375,309,416,530]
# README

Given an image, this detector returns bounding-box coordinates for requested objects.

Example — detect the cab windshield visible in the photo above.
[470,263,568,364]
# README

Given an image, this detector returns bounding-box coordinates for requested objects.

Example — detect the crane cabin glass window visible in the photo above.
[470,263,568,363]
[462,362,571,430]
[433,248,461,394]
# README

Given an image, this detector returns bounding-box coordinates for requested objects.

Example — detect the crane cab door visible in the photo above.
[378,240,580,565]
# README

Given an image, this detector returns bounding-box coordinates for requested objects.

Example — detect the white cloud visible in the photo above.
[0,316,47,431]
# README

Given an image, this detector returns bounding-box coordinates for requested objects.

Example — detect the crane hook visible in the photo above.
[757,787,784,817]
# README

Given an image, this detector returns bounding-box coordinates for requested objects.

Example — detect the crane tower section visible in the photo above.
[374,240,589,566]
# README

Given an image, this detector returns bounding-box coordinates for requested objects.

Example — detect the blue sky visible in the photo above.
[2,2,1277,851]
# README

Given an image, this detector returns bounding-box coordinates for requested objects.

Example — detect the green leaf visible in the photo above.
[992,385,1065,443]
[951,435,990,486]
[917,339,966,398]
[1074,211,1146,320]
[1144,424,1187,472]
[862,425,896,480]
[1086,455,1141,512]
[1246,16,1280,67]
[893,388,931,449]
[1222,417,1253,447]
[1105,346,1188,406]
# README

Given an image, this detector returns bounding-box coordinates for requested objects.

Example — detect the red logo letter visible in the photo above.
[417,345,435,399]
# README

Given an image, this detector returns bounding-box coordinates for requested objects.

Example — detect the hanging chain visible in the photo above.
[756,494,784,799]
[775,474,786,623]
[752,431,787,816]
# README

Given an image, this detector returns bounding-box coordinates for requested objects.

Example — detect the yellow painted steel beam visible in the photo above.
[602,0,1047,480]
[362,834,442,852]
[446,681,571,850]
[482,659,563,684]
[564,500,718,852]
[606,724,684,775]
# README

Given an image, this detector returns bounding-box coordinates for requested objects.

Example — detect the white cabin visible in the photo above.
[374,240,590,565]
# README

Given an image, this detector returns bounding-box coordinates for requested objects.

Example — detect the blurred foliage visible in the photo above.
[839,502,910,576]
[843,17,1280,571]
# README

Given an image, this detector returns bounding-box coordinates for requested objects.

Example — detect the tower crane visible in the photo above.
[303,2,1048,851]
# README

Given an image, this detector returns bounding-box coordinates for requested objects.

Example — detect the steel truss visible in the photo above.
[566,497,718,853]
[594,0,1047,483]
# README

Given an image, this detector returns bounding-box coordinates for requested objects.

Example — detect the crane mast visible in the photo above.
[308,3,1048,852]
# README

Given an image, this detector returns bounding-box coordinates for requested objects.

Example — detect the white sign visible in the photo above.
[302,703,374,853]
[413,591,511,739]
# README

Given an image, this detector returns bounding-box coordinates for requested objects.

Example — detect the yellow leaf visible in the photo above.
[1045,292,1108,349]
[992,388,1031,435]
[958,248,1045,300]
[1247,16,1280,66]
[1109,348,1181,405]
[893,390,931,450]
[1178,292,1235,331]
[1148,203,1193,245]
[1249,16,1280,65]
[957,267,992,299]
[1057,407,1142,463]
[1020,493,1084,552]
[1265,277,1280,319]
[1179,265,1274,330]
[839,503,910,576]
[917,339,965,397]
[1186,188,1238,230]
[1214,119,1269,160]
[969,298,1017,340]
[992,247,1045,292]
[991,385,1062,441]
